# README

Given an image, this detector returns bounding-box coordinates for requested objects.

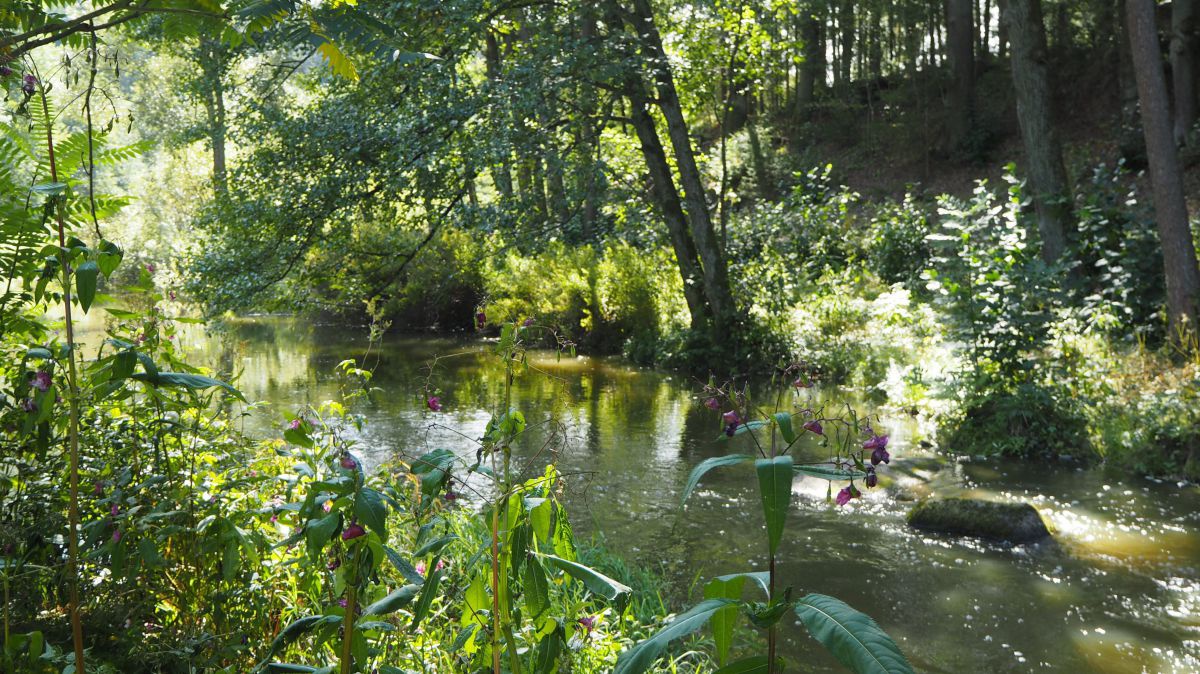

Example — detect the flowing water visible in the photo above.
[172,317,1200,673]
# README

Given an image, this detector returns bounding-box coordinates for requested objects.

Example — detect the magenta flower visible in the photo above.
[0,66,11,77]
[337,598,348,608]
[862,434,889,450]
[168,290,177,301]
[704,397,721,410]
[722,410,740,425]
[19,398,36,413]
[145,263,156,274]
[93,482,104,496]
[270,514,278,524]
[322,499,333,513]
[31,371,51,392]
[865,467,878,488]
[578,615,597,633]
[111,529,121,542]
[341,522,366,541]
[21,74,36,94]
[339,454,358,471]
[864,434,891,465]
[835,484,861,506]
[327,558,341,571]
[426,396,442,412]
[803,420,823,435]
[110,504,119,517]
[287,418,303,431]
[475,311,486,329]
[522,317,535,327]
[444,490,457,502]
[793,377,812,389]
[416,559,445,576]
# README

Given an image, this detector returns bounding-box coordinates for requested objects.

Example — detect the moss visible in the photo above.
[907,498,1051,543]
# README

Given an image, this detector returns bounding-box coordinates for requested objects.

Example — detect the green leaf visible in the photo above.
[713,656,774,674]
[613,599,736,674]
[704,575,745,665]
[410,567,443,630]
[682,454,754,504]
[355,487,388,540]
[75,261,99,313]
[536,553,631,606]
[304,512,340,563]
[756,455,793,556]
[361,584,421,616]
[132,371,246,401]
[794,465,868,481]
[97,240,123,278]
[32,182,67,196]
[774,412,796,444]
[714,571,771,597]
[793,593,914,674]
[263,615,339,660]
[413,534,457,558]
[383,546,424,584]
[523,559,550,620]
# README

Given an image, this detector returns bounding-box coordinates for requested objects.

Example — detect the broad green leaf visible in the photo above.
[361,584,421,616]
[756,455,793,555]
[714,571,771,597]
[263,614,339,659]
[132,371,246,401]
[410,566,443,630]
[794,465,868,481]
[774,412,796,444]
[794,593,914,674]
[413,534,457,558]
[713,656,774,674]
[704,575,745,665]
[537,553,631,606]
[383,546,424,584]
[355,487,388,540]
[304,512,340,563]
[75,261,99,313]
[523,559,550,620]
[97,240,123,277]
[613,599,736,674]
[682,454,754,504]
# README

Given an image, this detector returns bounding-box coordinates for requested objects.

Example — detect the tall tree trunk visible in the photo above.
[981,0,994,60]
[628,0,737,328]
[1001,0,1074,262]
[199,38,227,193]
[577,8,603,240]
[868,5,883,80]
[795,2,822,114]
[626,79,711,328]
[484,31,514,199]
[1172,0,1198,144]
[1118,0,1147,165]
[1127,0,1200,338]
[838,0,856,87]
[946,0,976,151]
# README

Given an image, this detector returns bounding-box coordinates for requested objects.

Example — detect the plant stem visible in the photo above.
[41,82,87,674]
[767,553,777,674]
[340,552,358,674]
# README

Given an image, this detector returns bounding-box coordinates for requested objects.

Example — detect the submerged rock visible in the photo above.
[907,498,1051,543]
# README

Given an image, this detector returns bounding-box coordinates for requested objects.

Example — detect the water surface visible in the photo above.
[176,317,1200,673]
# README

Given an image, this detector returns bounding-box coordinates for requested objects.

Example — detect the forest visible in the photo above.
[2,0,1200,672]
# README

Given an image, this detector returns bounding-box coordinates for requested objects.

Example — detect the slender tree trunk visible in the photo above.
[1172,0,1198,144]
[578,7,602,239]
[199,39,227,193]
[484,32,514,199]
[838,0,856,87]
[796,2,822,114]
[628,0,737,328]
[946,0,976,151]
[1127,0,1200,339]
[868,6,883,80]
[1001,0,1074,262]
[626,79,711,328]
[1118,0,1147,165]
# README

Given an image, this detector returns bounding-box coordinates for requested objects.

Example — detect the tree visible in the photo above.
[1000,0,1073,263]
[1126,0,1200,339]
[945,0,976,151]
[1172,0,1198,145]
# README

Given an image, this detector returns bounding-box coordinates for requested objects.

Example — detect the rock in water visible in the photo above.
[907,498,1051,543]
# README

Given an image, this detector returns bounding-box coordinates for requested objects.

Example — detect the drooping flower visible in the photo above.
[145,263,156,274]
[21,74,36,94]
[522,317,535,327]
[426,396,442,412]
[704,397,721,410]
[475,311,487,329]
[93,481,104,496]
[803,420,823,435]
[862,433,889,450]
[0,66,12,77]
[578,615,597,633]
[110,504,119,517]
[835,484,862,506]
[111,529,121,542]
[871,446,890,466]
[792,377,812,389]
[339,454,358,471]
[31,371,51,392]
[865,467,878,488]
[287,418,303,431]
[722,410,740,425]
[19,398,36,413]
[327,557,341,571]
[444,489,457,503]
[341,522,366,541]
[416,559,445,576]
[337,598,348,608]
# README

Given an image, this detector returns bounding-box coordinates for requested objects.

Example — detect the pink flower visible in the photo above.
[168,291,177,301]
[835,484,862,506]
[704,397,721,410]
[328,557,340,571]
[475,311,486,329]
[30,371,51,392]
[270,514,278,524]
[803,420,823,435]
[722,410,740,425]
[287,418,302,431]
[522,317,535,327]
[110,504,119,517]
[19,398,36,413]
[415,559,445,576]
[322,500,333,513]
[111,529,121,542]
[578,615,596,633]
[865,467,878,488]
[864,434,890,465]
[793,377,812,388]
[426,396,442,412]
[145,263,156,274]
[341,522,366,541]
[339,454,358,471]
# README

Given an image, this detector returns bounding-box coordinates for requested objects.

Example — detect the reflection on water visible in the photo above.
[158,317,1200,672]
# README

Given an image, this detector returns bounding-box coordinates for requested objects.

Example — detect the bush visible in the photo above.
[867,192,934,287]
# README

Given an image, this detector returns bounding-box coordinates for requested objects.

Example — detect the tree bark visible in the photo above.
[1000,0,1074,263]
[626,79,711,328]
[199,38,227,193]
[946,0,976,151]
[1172,0,1198,144]
[795,2,823,114]
[484,31,514,199]
[1127,0,1200,339]
[837,0,856,87]
[628,0,737,328]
